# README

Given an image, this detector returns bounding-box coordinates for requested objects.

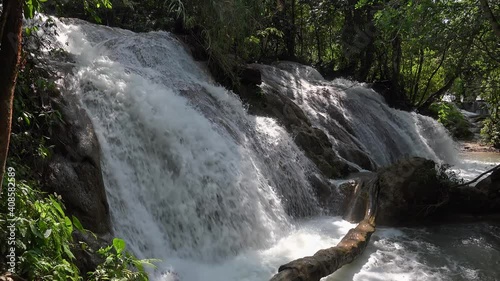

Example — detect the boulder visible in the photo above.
[43,94,111,235]
[375,157,450,225]
[449,168,500,214]
[240,67,262,85]
[71,230,112,274]
[476,168,500,196]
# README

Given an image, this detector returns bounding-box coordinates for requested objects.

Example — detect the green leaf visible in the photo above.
[24,0,35,19]
[63,243,75,259]
[51,198,65,216]
[72,216,85,232]
[112,238,126,254]
[22,112,31,126]
[43,228,52,238]
[30,222,44,238]
[64,216,73,233]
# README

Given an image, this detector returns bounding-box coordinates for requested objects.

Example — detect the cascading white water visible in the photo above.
[255,62,458,168]
[52,18,328,279]
[48,17,498,281]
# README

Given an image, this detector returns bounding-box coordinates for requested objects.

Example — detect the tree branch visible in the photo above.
[478,0,500,39]
[452,164,500,189]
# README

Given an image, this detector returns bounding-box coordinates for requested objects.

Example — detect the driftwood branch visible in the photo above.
[269,178,380,281]
[452,164,500,189]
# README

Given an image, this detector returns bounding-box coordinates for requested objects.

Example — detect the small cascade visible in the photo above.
[460,109,487,140]
[255,62,458,168]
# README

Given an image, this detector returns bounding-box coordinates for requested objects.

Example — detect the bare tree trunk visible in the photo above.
[269,179,380,281]
[391,33,402,88]
[0,0,23,189]
[417,36,474,111]
[478,0,500,39]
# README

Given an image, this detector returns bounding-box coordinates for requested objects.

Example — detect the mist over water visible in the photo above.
[51,18,498,281]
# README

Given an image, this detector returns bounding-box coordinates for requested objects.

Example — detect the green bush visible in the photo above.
[481,117,500,148]
[429,102,473,140]
[88,238,157,281]
[0,178,81,280]
[0,170,156,280]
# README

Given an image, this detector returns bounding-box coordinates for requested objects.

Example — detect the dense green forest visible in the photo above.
[59,0,498,139]
[0,0,499,280]
[1,0,499,178]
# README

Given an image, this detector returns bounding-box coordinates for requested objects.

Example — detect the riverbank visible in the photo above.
[460,141,500,153]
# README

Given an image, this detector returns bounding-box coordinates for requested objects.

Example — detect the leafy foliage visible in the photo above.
[0,164,157,280]
[481,117,500,148]
[429,102,473,140]
[45,0,498,106]
[88,238,158,281]
[0,179,81,280]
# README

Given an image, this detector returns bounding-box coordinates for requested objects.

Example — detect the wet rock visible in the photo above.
[240,67,262,85]
[237,66,352,179]
[71,230,111,274]
[476,168,500,196]
[451,168,500,213]
[338,148,375,171]
[376,157,450,225]
[308,174,339,214]
[43,94,111,234]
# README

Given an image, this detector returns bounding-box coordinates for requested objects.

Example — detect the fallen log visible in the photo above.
[269,177,379,281]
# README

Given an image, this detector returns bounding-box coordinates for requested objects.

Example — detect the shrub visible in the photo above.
[481,117,500,148]
[429,102,473,140]
[0,170,157,280]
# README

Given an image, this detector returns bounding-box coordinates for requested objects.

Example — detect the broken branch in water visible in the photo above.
[452,164,500,189]
[269,178,380,281]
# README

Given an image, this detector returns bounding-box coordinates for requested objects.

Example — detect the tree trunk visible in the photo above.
[417,36,474,112]
[391,33,402,89]
[417,75,458,112]
[269,179,380,281]
[478,0,500,39]
[0,0,23,189]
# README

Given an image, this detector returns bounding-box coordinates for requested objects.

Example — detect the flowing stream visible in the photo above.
[48,18,499,281]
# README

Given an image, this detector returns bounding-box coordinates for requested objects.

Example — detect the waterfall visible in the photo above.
[49,18,466,281]
[255,62,458,168]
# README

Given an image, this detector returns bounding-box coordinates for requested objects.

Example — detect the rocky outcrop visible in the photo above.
[375,157,450,225]
[71,230,111,274]
[476,168,500,200]
[237,66,358,179]
[43,94,111,235]
[340,157,451,226]
[449,168,500,214]
[339,157,500,225]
